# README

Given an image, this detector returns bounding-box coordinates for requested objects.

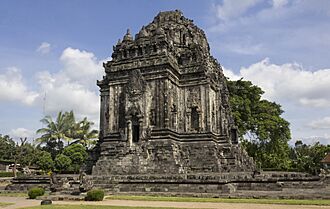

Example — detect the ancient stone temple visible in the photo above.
[93,10,255,177]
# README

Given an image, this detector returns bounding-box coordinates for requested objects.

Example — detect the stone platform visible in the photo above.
[91,172,330,199]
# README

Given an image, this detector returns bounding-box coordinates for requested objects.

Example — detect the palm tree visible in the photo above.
[36,111,74,146]
[73,117,98,149]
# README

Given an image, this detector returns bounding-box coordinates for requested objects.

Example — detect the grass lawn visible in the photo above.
[23,205,191,209]
[106,195,330,206]
[0,192,27,197]
[0,202,13,207]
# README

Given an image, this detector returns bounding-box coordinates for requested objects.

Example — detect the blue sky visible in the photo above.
[1,0,330,144]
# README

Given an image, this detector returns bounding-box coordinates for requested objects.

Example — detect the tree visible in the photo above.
[227,79,291,170]
[36,111,75,146]
[36,111,98,153]
[17,141,39,168]
[36,151,54,172]
[290,140,330,174]
[62,144,88,173]
[54,154,72,173]
[12,137,29,177]
[73,117,98,149]
[0,134,15,160]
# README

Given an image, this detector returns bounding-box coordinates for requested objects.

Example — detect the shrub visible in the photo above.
[62,144,88,173]
[54,154,72,173]
[36,151,54,172]
[85,189,104,201]
[28,187,45,199]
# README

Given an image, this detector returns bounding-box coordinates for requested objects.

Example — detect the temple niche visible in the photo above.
[93,10,255,176]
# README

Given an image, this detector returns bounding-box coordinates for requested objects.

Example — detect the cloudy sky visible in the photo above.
[0,0,330,144]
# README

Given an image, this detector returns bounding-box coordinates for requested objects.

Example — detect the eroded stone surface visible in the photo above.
[93,10,255,176]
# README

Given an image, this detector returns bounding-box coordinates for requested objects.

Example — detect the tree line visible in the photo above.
[0,111,98,175]
[227,79,330,174]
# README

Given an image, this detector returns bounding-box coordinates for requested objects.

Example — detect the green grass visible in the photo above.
[106,195,330,206]
[0,202,14,207]
[22,205,192,209]
[0,192,27,197]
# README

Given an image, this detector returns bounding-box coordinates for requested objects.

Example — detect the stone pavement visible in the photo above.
[1,196,330,209]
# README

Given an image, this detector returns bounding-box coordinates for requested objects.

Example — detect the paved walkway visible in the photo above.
[1,196,330,209]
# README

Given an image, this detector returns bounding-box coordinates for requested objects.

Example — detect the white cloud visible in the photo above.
[272,0,288,9]
[0,67,39,105]
[222,66,241,80]
[36,42,51,54]
[298,134,330,145]
[1,47,103,136]
[214,0,262,21]
[308,117,330,129]
[225,58,330,108]
[224,58,330,144]
[36,71,100,120]
[33,47,104,125]
[59,47,103,87]
[9,128,35,140]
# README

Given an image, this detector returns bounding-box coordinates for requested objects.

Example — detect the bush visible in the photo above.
[85,189,104,201]
[54,154,72,173]
[28,187,45,199]
[36,151,54,172]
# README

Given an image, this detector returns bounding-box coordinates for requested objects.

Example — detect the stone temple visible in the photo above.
[93,10,255,176]
[90,11,329,197]
[4,10,328,198]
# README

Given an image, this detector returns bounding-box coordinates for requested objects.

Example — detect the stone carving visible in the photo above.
[126,69,146,102]
[79,171,93,192]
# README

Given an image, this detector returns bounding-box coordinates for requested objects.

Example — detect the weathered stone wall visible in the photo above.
[93,138,255,176]
[92,173,330,199]
[92,10,255,177]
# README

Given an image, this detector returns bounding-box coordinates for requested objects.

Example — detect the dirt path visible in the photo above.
[0,196,39,209]
[1,196,330,209]
[53,200,330,209]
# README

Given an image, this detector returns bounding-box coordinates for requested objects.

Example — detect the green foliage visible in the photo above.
[36,151,54,172]
[290,141,330,174]
[54,154,72,173]
[17,142,40,167]
[36,111,75,154]
[0,171,14,177]
[62,144,88,173]
[36,111,98,154]
[28,187,45,199]
[73,117,98,149]
[0,134,15,160]
[85,189,104,201]
[227,79,291,170]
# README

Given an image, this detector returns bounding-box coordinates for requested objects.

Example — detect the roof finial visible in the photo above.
[123,28,133,42]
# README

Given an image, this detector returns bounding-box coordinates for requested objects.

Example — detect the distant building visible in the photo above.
[0,160,13,172]
[321,152,330,170]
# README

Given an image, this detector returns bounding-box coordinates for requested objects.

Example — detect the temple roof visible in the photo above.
[321,153,330,163]
[115,10,210,57]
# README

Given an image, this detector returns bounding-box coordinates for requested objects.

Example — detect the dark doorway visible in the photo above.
[132,114,140,143]
[231,128,238,144]
[191,107,199,131]
[133,125,140,143]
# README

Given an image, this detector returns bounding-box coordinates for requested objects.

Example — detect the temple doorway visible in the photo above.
[132,115,140,143]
